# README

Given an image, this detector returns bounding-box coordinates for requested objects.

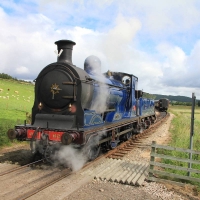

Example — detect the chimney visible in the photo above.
[55,40,76,64]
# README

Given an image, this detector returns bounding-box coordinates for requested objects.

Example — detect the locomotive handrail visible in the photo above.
[62,81,77,85]
[80,79,94,83]
[62,96,75,99]
[85,76,125,89]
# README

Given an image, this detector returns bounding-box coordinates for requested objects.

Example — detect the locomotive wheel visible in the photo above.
[125,132,132,140]
[44,146,58,163]
[87,145,100,161]
[101,142,110,152]
[121,130,132,141]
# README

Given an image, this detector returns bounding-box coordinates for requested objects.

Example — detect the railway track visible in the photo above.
[0,112,169,199]
[105,112,169,160]
[16,168,72,200]
[0,148,106,199]
[0,159,44,177]
[0,160,72,200]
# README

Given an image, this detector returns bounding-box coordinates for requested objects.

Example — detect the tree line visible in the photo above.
[0,73,15,80]
[0,73,32,83]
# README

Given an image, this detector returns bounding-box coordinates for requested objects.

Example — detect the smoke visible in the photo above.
[88,62,110,113]
[54,145,87,171]
[53,129,107,171]
[90,79,110,113]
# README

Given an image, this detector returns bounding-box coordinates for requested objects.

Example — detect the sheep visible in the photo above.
[14,91,19,94]
[0,88,3,92]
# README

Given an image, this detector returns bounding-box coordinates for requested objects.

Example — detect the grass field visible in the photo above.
[168,105,200,150]
[0,78,34,146]
[161,105,200,186]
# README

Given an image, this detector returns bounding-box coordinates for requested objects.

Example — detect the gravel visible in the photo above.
[64,113,199,200]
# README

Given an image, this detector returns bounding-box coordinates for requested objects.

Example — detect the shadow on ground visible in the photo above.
[0,149,32,165]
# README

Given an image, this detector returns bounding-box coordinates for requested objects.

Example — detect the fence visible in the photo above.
[148,141,200,186]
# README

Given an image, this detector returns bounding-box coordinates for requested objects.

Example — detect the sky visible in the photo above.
[1,0,200,99]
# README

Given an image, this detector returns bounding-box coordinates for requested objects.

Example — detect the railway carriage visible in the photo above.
[155,98,169,112]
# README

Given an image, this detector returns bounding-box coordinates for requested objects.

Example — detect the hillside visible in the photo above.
[0,78,34,146]
[154,94,197,103]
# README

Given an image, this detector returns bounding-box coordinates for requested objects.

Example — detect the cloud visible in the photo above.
[155,41,200,89]
[0,9,57,79]
[1,1,200,98]
[15,66,30,74]
[102,15,141,65]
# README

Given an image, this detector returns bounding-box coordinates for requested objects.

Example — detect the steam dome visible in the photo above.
[84,55,101,75]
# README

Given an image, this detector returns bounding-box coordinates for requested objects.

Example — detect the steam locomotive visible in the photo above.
[7,40,156,162]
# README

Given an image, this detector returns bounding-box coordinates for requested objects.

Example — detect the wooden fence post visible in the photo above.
[149,141,156,178]
[188,92,195,176]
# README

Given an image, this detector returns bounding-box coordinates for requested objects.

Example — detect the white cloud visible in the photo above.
[1,1,200,99]
[155,41,200,91]
[102,15,141,64]
[15,66,30,74]
[37,0,200,39]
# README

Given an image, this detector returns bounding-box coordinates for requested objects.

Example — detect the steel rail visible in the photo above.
[17,168,72,200]
[0,159,44,177]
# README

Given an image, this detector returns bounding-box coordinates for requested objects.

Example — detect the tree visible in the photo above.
[0,73,13,79]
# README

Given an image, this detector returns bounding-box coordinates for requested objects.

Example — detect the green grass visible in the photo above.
[160,105,200,186]
[168,105,200,150]
[0,78,34,147]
